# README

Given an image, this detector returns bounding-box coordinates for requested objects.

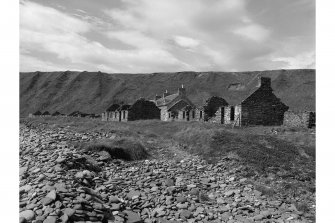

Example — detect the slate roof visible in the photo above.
[119,104,131,110]
[179,105,194,111]
[106,104,120,112]
[167,98,195,111]
[69,111,86,116]
[52,111,61,116]
[155,93,179,107]
[224,88,259,105]
[33,111,42,115]
[222,78,264,105]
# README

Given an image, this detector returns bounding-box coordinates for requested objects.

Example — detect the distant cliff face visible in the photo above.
[20,69,315,116]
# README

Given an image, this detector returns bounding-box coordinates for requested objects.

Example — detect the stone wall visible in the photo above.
[195,109,204,122]
[283,111,315,128]
[234,105,242,126]
[221,105,242,126]
[175,109,199,122]
[120,110,128,122]
[205,105,242,125]
[102,111,121,121]
[309,112,316,128]
[101,112,107,121]
[160,107,202,122]
[160,106,169,121]
[210,108,223,124]
[116,111,121,122]
[110,111,120,121]
[189,109,198,121]
[107,112,112,121]
[177,110,185,121]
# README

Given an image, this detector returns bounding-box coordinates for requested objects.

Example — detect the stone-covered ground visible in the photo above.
[19,122,315,223]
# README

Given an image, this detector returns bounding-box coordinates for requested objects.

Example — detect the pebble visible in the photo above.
[180,210,192,219]
[63,208,75,217]
[124,210,143,223]
[20,210,35,221]
[127,190,141,200]
[176,196,187,203]
[176,203,188,209]
[46,190,57,200]
[225,190,235,197]
[43,216,57,223]
[109,195,120,203]
[189,188,199,196]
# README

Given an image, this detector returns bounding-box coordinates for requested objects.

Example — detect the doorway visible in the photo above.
[230,106,235,121]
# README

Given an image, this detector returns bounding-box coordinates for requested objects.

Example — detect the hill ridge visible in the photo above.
[20,69,315,116]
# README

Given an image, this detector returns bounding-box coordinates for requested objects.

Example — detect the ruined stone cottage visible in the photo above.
[102,104,120,121]
[203,96,229,122]
[153,86,203,122]
[212,77,289,126]
[127,98,160,121]
[118,104,131,122]
[102,99,160,122]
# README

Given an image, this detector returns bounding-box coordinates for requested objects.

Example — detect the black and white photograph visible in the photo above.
[7,0,326,222]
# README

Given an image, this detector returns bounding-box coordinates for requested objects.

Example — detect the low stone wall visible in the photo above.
[283,111,315,128]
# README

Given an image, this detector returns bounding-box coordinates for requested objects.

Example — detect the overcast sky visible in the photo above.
[20,0,315,73]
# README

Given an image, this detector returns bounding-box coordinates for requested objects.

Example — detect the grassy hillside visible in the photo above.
[20,69,315,116]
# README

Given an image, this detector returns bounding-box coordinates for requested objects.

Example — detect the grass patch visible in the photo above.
[302,146,315,159]
[293,201,311,213]
[171,125,311,176]
[81,137,149,161]
[209,131,302,171]
[173,126,216,153]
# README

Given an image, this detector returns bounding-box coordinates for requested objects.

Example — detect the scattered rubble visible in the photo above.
[19,123,315,223]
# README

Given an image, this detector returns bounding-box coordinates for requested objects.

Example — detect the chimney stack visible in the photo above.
[155,94,162,101]
[178,84,186,96]
[258,77,271,89]
[163,90,170,98]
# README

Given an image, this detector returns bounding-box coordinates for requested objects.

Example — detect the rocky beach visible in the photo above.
[19,120,315,223]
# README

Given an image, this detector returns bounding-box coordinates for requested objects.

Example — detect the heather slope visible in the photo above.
[20,69,315,116]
